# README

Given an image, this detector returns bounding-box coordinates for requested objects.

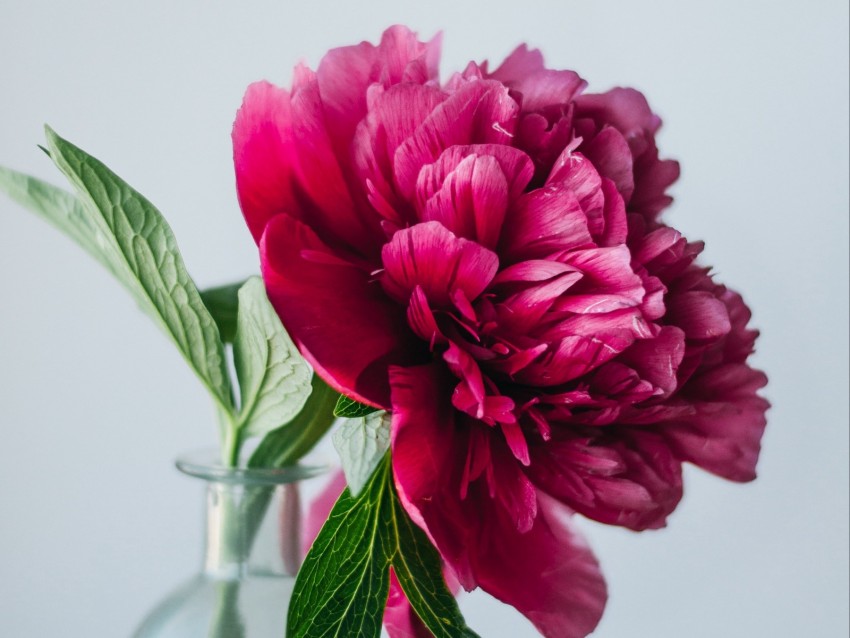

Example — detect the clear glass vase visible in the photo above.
[133,451,324,638]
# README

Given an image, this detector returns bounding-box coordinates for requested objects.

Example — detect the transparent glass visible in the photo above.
[133,450,325,638]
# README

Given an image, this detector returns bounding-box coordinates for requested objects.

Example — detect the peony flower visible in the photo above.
[234,25,768,638]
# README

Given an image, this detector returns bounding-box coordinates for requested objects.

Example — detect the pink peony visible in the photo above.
[234,25,768,638]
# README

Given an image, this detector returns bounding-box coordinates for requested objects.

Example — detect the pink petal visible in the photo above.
[500,184,593,263]
[316,26,440,148]
[663,364,769,481]
[575,88,661,148]
[581,126,635,202]
[393,80,519,200]
[390,365,607,638]
[261,214,420,408]
[415,145,533,249]
[233,81,298,243]
[666,290,732,340]
[488,44,586,112]
[615,326,687,398]
[552,246,645,314]
[528,430,683,531]
[381,221,499,307]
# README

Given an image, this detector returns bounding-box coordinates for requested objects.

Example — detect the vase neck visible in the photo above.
[202,481,302,579]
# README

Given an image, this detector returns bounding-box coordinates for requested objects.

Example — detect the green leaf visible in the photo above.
[334,395,380,418]
[0,166,115,275]
[387,484,480,638]
[248,374,338,469]
[11,127,234,412]
[200,281,245,343]
[232,277,312,442]
[332,411,390,496]
[288,455,479,638]
[288,457,392,638]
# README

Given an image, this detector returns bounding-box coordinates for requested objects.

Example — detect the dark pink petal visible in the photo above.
[261,214,421,408]
[666,290,732,340]
[420,154,508,249]
[233,81,298,243]
[528,430,683,531]
[514,331,632,387]
[390,366,607,638]
[580,126,635,202]
[354,83,448,226]
[415,145,533,248]
[288,66,379,254]
[575,88,661,151]
[664,364,769,481]
[629,144,680,219]
[381,221,499,307]
[615,326,686,398]
[316,25,441,151]
[500,184,593,263]
[393,80,519,199]
[553,246,645,314]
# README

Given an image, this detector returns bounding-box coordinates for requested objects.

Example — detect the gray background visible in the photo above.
[1,1,847,636]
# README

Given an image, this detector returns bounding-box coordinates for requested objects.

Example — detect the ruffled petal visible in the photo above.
[664,364,769,481]
[390,365,607,638]
[528,429,683,531]
[381,221,499,307]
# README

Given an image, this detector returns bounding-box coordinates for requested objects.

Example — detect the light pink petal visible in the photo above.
[233,81,298,243]
[381,221,499,307]
[489,45,586,112]
[261,214,420,408]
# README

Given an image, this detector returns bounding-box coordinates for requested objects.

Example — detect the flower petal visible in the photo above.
[528,429,683,531]
[233,81,298,243]
[261,213,421,407]
[390,365,607,638]
[381,221,499,307]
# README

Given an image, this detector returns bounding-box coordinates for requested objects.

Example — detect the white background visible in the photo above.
[0,1,847,636]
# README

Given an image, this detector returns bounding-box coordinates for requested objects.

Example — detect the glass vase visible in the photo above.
[133,451,324,638]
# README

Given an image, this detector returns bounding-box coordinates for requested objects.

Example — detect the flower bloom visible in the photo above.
[234,26,768,638]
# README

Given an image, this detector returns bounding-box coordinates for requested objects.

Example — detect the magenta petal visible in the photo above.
[381,221,499,307]
[393,80,519,199]
[261,214,420,407]
[528,430,683,531]
[666,290,732,340]
[500,184,593,262]
[664,364,769,481]
[233,81,298,243]
[415,145,533,248]
[489,44,586,112]
[390,366,607,638]
[581,126,635,202]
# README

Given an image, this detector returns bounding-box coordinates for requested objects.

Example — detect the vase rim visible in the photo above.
[175,448,327,485]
